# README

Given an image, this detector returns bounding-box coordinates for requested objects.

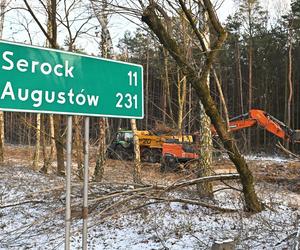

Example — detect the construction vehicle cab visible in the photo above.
[107,130,135,160]
[108,130,193,163]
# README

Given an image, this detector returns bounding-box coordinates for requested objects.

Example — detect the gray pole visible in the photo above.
[65,116,73,250]
[82,117,90,249]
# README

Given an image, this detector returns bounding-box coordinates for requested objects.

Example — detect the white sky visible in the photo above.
[217,0,291,22]
[2,0,292,55]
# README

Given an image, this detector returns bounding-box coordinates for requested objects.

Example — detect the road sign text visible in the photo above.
[0,40,143,118]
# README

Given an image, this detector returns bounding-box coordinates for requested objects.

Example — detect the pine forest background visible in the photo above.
[1,0,300,154]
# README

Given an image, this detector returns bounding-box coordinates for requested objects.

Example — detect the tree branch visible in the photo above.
[23,0,57,48]
[143,196,238,213]
[142,1,263,212]
[0,200,45,209]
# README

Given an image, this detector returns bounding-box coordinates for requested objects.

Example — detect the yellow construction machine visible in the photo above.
[107,130,193,162]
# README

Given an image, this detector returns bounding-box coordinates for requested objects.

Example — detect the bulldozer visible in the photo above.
[107,130,193,163]
[160,109,300,171]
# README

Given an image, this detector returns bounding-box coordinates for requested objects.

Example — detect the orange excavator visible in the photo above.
[161,109,300,171]
[219,109,300,143]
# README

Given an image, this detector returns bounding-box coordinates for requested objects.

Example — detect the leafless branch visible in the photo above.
[23,0,57,48]
[0,200,45,209]
[276,142,300,159]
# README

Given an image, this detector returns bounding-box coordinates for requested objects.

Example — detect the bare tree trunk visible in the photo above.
[33,114,41,171]
[197,101,213,198]
[0,1,5,38]
[74,116,83,178]
[213,69,229,128]
[40,114,50,173]
[161,49,167,124]
[145,45,149,129]
[43,0,56,167]
[27,0,63,175]
[248,39,253,151]
[188,83,192,134]
[286,27,293,148]
[131,119,142,184]
[94,117,106,181]
[46,0,64,175]
[28,114,32,146]
[177,12,189,131]
[162,84,167,125]
[142,0,263,212]
[196,0,213,198]
[236,40,246,147]
[54,115,65,176]
[0,0,6,165]
[91,0,113,181]
[163,48,173,122]
[91,0,114,57]
[49,114,55,160]
[177,72,186,131]
[0,112,4,164]
[236,41,244,115]
[37,0,56,172]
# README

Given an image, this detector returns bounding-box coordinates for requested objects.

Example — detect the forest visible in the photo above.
[1,0,300,153]
[0,0,300,249]
[115,0,300,153]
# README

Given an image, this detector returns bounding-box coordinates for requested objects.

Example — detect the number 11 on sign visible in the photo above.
[128,71,138,86]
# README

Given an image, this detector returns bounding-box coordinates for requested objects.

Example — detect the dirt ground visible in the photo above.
[4,144,300,193]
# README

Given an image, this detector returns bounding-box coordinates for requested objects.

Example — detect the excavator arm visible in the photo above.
[227,109,300,143]
[162,109,300,170]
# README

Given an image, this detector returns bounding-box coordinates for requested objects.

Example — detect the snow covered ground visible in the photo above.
[0,156,299,249]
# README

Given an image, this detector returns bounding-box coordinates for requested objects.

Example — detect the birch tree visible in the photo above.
[47,0,66,175]
[32,114,41,171]
[46,0,56,166]
[131,119,142,184]
[0,0,8,164]
[283,0,300,147]
[23,0,64,175]
[162,48,173,124]
[197,0,213,198]
[74,116,83,178]
[33,0,56,172]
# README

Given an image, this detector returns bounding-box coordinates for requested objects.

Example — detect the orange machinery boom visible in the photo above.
[220,109,300,143]
[161,109,300,169]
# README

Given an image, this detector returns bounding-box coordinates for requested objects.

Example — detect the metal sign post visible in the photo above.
[65,116,73,250]
[82,117,89,250]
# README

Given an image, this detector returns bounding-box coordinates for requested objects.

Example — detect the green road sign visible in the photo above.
[0,40,143,118]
